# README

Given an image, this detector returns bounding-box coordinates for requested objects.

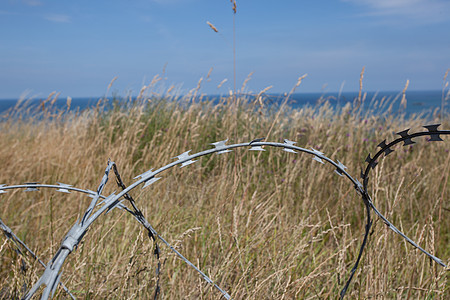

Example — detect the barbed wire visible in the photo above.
[0,171,231,299]
[0,124,448,299]
[0,218,75,299]
[339,124,450,298]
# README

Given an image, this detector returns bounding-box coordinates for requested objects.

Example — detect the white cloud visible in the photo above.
[44,14,71,23]
[343,0,450,23]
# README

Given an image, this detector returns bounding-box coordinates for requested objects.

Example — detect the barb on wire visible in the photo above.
[311,148,325,164]
[134,169,161,189]
[56,183,72,194]
[24,182,39,192]
[211,139,233,154]
[0,184,6,194]
[282,139,297,153]
[173,150,197,168]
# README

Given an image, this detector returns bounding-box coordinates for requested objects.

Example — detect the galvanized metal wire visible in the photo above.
[0,123,448,299]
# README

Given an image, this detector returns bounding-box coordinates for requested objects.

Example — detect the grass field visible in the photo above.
[0,90,449,299]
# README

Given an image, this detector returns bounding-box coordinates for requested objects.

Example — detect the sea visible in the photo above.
[0,90,447,119]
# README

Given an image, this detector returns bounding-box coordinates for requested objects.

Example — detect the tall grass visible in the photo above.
[0,87,449,299]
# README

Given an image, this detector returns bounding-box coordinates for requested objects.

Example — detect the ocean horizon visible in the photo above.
[0,90,447,118]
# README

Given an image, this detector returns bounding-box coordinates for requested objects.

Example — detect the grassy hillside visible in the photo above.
[0,92,449,299]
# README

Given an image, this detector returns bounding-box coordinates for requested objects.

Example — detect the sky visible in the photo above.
[1,0,449,99]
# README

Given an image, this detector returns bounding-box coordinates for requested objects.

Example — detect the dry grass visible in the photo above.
[0,89,449,299]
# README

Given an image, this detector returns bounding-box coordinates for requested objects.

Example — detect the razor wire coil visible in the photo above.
[0,123,448,299]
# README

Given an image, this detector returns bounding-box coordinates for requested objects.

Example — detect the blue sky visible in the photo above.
[1,0,449,98]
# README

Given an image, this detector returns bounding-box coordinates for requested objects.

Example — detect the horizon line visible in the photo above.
[0,89,446,101]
